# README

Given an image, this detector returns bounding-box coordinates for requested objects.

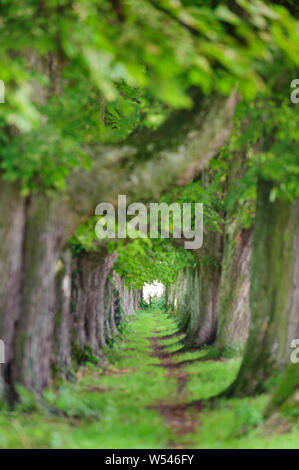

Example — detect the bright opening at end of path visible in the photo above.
[143,281,164,303]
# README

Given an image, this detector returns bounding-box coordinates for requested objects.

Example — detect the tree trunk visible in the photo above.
[188,263,220,348]
[11,192,71,395]
[265,363,299,417]
[0,182,26,397]
[54,249,72,377]
[215,152,253,351]
[184,232,222,349]
[72,251,118,356]
[105,283,113,341]
[172,269,195,333]
[215,222,252,351]
[112,273,140,321]
[112,273,126,323]
[107,281,119,337]
[227,179,299,396]
[71,256,88,348]
[96,252,118,349]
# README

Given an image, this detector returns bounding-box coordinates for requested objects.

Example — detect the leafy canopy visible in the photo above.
[1,0,298,193]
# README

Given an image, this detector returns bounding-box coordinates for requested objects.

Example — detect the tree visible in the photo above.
[225,179,299,396]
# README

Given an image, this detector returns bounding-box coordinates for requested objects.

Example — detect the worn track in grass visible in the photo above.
[148,325,204,449]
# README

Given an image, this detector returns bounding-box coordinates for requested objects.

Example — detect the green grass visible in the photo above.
[190,394,299,449]
[183,357,242,400]
[0,310,177,449]
[0,309,298,449]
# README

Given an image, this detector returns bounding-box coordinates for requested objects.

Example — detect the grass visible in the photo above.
[0,309,298,449]
[0,310,177,449]
[190,394,299,448]
[183,357,242,400]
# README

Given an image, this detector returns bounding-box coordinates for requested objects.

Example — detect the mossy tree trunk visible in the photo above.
[71,250,118,356]
[265,363,299,418]
[215,152,253,351]
[226,179,299,396]
[96,252,118,349]
[215,223,252,351]
[112,273,141,322]
[54,250,72,378]
[106,281,119,338]
[0,182,26,395]
[112,273,126,322]
[10,193,72,396]
[166,269,193,333]
[184,231,222,349]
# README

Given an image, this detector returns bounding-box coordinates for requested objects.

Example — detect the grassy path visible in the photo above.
[147,320,203,448]
[0,309,298,448]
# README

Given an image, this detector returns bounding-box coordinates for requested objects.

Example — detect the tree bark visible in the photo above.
[171,269,195,333]
[54,249,72,377]
[112,273,140,321]
[0,182,26,397]
[215,152,253,351]
[183,231,222,349]
[96,252,118,349]
[215,222,252,350]
[11,193,72,395]
[107,281,119,338]
[112,273,126,322]
[226,179,299,396]
[72,250,118,355]
[265,363,299,417]
[105,283,113,341]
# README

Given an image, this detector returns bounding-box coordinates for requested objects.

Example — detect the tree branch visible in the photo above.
[68,91,238,216]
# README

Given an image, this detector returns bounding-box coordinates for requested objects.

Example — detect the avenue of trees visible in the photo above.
[0,0,298,421]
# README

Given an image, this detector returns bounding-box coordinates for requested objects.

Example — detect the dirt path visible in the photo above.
[148,326,203,449]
